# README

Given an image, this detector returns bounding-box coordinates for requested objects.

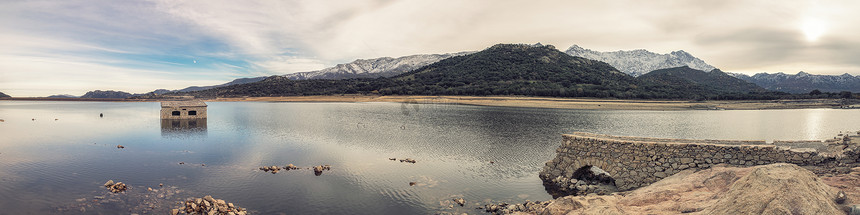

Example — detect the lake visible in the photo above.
[0,101,857,214]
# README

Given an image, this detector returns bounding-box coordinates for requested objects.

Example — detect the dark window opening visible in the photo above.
[172,111,181,116]
[188,111,197,116]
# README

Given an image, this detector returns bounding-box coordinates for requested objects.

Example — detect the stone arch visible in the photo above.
[544,157,625,198]
[571,157,628,189]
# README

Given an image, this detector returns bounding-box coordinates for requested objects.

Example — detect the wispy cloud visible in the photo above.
[3,0,860,96]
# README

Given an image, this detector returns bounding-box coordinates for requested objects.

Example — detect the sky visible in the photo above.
[2,0,859,97]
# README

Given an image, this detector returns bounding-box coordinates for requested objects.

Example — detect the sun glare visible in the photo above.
[802,19,826,42]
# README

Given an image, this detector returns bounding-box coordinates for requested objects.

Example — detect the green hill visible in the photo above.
[636,66,768,99]
[383,44,638,97]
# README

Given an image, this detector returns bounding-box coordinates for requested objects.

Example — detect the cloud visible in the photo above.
[0,55,230,97]
[4,0,860,96]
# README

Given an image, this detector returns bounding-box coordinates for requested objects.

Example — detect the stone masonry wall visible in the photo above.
[539,132,860,196]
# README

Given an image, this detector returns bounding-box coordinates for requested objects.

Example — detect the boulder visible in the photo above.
[703,163,843,214]
[837,190,848,204]
[453,198,465,206]
[313,166,324,175]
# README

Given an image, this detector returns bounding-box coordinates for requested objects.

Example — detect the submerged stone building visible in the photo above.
[160,101,207,119]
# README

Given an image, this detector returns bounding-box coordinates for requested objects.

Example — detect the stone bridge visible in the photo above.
[539,132,860,197]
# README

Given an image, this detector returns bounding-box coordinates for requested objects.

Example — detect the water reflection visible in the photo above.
[1,101,858,214]
[161,118,207,138]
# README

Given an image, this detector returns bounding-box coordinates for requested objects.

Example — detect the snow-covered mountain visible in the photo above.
[282,52,472,80]
[730,72,860,94]
[564,45,715,77]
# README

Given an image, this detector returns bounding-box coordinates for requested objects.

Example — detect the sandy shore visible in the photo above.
[204,95,847,110]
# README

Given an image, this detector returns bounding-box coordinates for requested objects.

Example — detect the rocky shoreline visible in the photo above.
[479,163,860,214]
[473,131,860,215]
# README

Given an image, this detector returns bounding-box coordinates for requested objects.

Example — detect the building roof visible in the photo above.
[161,101,207,108]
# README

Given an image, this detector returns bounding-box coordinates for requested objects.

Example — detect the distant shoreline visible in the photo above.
[1,95,850,110]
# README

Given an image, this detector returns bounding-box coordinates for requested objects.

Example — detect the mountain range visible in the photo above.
[47,94,79,98]
[80,90,135,99]
[0,91,9,98]
[730,72,860,94]
[282,52,472,80]
[25,43,860,98]
[177,44,769,100]
[564,45,715,77]
[174,77,268,93]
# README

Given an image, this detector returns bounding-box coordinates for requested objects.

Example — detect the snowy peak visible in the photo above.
[282,52,473,80]
[564,45,715,77]
[733,71,860,93]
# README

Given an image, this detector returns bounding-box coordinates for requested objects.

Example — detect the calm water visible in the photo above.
[0,101,858,214]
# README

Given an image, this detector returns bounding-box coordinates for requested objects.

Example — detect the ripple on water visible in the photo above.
[1,102,858,214]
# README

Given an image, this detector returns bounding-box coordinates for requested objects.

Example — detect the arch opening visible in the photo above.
[545,165,618,198]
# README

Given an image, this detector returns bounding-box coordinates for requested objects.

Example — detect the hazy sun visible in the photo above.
[802,19,826,42]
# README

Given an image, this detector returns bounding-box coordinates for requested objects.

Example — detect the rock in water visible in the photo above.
[453,198,466,206]
[116,145,124,149]
[178,195,248,215]
[313,166,324,176]
[103,180,128,193]
[703,163,844,214]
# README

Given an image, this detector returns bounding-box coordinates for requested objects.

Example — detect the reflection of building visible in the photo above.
[160,101,208,138]
[160,101,207,119]
[161,118,207,137]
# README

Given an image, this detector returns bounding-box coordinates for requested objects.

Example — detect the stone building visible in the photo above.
[160,101,207,119]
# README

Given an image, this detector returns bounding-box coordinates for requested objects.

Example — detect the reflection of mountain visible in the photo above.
[161,119,207,138]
